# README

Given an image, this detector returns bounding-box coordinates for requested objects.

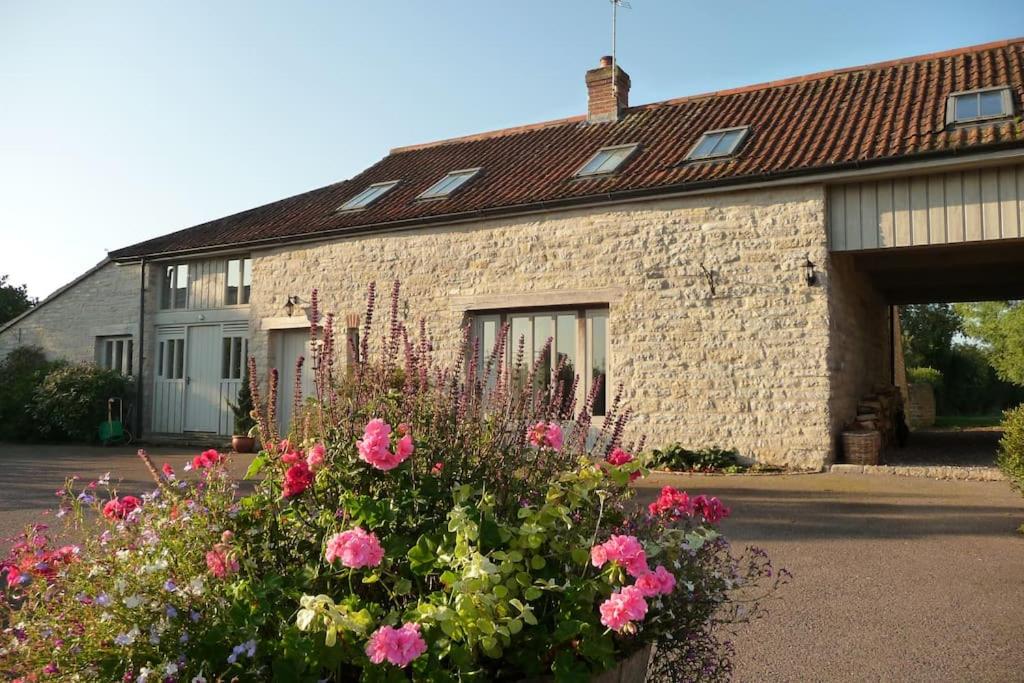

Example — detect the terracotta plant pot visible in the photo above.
[232,435,256,454]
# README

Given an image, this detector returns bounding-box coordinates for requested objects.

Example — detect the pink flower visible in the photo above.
[693,495,731,524]
[325,528,384,569]
[634,565,676,597]
[527,421,563,451]
[281,450,302,465]
[357,419,413,471]
[431,461,444,475]
[191,449,223,470]
[648,486,693,518]
[365,622,427,668]
[101,496,142,521]
[161,463,175,479]
[205,544,239,579]
[599,586,648,631]
[590,534,648,577]
[306,443,326,471]
[282,461,314,498]
[606,447,633,466]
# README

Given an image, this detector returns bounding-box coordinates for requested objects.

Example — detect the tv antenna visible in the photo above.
[611,1,631,100]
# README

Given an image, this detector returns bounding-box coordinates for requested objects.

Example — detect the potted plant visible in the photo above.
[227,367,257,453]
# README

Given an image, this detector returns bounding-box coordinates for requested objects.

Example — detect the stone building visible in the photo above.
[3,39,1024,469]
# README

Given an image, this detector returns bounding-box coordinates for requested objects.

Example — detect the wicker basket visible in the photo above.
[842,430,881,465]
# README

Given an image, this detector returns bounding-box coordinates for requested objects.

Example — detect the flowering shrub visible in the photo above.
[1,283,786,681]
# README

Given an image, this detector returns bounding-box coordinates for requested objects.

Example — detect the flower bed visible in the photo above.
[1,284,786,681]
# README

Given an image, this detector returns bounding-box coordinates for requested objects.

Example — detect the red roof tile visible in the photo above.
[111,38,1024,260]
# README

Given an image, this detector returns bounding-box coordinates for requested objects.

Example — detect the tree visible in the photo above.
[900,304,962,369]
[0,274,35,325]
[956,301,1024,386]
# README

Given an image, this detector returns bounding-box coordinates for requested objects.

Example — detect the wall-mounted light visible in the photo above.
[284,295,300,317]
[804,258,818,287]
[699,262,716,296]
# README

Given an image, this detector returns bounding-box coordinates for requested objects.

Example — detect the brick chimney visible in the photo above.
[586,55,630,123]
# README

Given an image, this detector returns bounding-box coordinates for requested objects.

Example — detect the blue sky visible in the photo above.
[1,1,1022,298]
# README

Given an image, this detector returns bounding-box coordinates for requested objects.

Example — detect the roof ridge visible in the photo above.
[389,36,1024,154]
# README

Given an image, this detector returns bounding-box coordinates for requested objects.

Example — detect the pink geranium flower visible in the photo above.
[191,449,223,470]
[648,487,730,524]
[325,528,384,569]
[527,421,563,451]
[605,447,641,481]
[282,461,314,498]
[101,496,142,521]
[357,419,414,471]
[205,544,239,579]
[161,463,175,479]
[365,622,427,668]
[590,534,648,577]
[634,564,676,597]
[306,443,326,471]
[599,586,648,631]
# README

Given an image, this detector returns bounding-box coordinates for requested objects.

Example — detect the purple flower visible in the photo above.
[164,579,177,592]
[165,605,178,619]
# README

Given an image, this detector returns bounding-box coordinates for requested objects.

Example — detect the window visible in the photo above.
[226,257,252,305]
[339,181,400,211]
[99,336,133,375]
[160,264,189,309]
[417,168,480,199]
[947,87,1014,125]
[159,339,185,380]
[221,336,248,380]
[575,144,639,177]
[471,307,609,416]
[686,126,749,161]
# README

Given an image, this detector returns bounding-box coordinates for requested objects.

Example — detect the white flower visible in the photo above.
[165,663,179,675]
[188,576,205,596]
[124,594,143,609]
[191,676,207,683]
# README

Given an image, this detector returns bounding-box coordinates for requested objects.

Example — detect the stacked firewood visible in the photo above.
[851,384,904,446]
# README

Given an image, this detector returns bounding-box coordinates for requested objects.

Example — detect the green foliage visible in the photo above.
[906,366,942,388]
[998,405,1024,493]
[31,362,132,442]
[227,366,257,435]
[0,346,62,441]
[956,301,1024,387]
[900,304,962,369]
[0,274,35,326]
[650,444,746,473]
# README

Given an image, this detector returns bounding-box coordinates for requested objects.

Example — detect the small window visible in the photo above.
[686,126,749,161]
[226,257,252,305]
[947,87,1013,125]
[159,339,185,380]
[221,336,248,380]
[339,181,400,211]
[160,263,189,310]
[575,144,639,177]
[418,169,480,199]
[98,336,133,376]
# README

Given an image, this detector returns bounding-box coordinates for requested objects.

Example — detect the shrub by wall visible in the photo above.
[998,405,1024,493]
[0,346,63,441]
[31,363,131,442]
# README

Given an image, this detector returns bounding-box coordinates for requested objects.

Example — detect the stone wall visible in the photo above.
[0,261,143,364]
[250,185,833,468]
[907,383,936,428]
[825,253,892,442]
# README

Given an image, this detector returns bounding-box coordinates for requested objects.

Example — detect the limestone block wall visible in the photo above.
[0,260,143,363]
[907,384,936,428]
[250,185,833,468]
[825,253,892,440]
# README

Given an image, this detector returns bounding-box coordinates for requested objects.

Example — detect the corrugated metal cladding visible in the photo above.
[828,163,1024,251]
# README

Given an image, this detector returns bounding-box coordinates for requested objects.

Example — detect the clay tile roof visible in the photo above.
[110,38,1024,260]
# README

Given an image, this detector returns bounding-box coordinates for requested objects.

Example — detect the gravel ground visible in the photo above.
[883,428,1003,467]
[2,444,1023,681]
[636,472,1024,682]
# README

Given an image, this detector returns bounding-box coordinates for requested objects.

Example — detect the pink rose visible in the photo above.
[527,421,563,451]
[365,622,427,668]
[599,586,648,631]
[325,528,384,569]
[205,544,239,579]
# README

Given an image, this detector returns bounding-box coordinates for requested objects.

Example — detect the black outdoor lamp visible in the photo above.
[803,258,818,286]
[284,295,300,316]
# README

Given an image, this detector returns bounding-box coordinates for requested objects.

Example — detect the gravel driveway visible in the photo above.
[2,444,1022,681]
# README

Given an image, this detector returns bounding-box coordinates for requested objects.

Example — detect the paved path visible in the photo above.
[636,472,1024,682]
[2,444,1022,681]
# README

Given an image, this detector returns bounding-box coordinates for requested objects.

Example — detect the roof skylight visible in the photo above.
[339,180,400,211]
[948,87,1013,125]
[686,127,749,161]
[418,168,481,199]
[575,143,639,177]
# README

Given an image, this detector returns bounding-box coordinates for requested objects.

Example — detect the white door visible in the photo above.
[275,328,315,435]
[185,325,221,432]
[153,327,187,433]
